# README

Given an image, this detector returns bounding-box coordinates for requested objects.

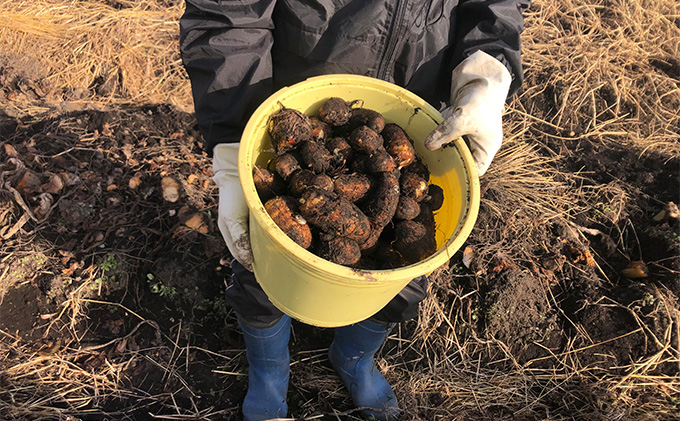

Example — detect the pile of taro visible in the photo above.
[254,98,444,269]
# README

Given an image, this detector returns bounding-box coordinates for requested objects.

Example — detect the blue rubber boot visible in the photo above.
[238,315,291,421]
[328,320,401,420]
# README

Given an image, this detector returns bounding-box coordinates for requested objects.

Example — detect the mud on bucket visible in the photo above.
[238,75,480,328]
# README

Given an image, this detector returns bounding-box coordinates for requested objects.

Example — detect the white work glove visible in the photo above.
[424,50,512,176]
[213,143,254,271]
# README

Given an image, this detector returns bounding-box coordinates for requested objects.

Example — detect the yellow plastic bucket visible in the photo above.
[239,74,480,327]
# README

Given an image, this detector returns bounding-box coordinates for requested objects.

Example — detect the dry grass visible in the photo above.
[517,0,680,157]
[1,0,679,419]
[0,0,191,113]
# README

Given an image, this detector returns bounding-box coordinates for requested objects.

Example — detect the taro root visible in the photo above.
[402,155,430,181]
[348,126,383,154]
[275,153,301,180]
[317,233,361,267]
[288,169,315,196]
[253,164,286,203]
[268,106,313,155]
[393,220,437,265]
[358,222,384,254]
[333,173,373,203]
[298,188,371,243]
[310,173,334,192]
[382,123,416,169]
[264,196,312,249]
[394,195,420,220]
[343,108,386,133]
[426,184,444,211]
[365,148,396,173]
[327,137,353,169]
[309,117,332,142]
[400,171,429,202]
[300,140,333,173]
[318,97,352,126]
[373,241,403,269]
[348,153,368,174]
[414,202,436,232]
[362,171,400,227]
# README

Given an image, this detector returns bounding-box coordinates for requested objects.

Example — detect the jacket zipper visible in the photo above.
[377,0,408,80]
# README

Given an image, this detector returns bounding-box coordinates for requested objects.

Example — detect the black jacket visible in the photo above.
[179,0,530,154]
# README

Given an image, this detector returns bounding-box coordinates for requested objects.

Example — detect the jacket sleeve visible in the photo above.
[453,0,531,96]
[179,0,277,155]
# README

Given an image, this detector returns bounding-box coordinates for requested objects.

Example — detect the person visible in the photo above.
[179,1,529,419]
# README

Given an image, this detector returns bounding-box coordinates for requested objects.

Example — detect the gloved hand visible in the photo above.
[213,143,254,271]
[424,50,512,176]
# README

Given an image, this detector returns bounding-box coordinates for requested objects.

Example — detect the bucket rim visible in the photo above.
[239,74,480,284]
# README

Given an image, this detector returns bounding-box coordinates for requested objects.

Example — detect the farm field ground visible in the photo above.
[0,0,678,419]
